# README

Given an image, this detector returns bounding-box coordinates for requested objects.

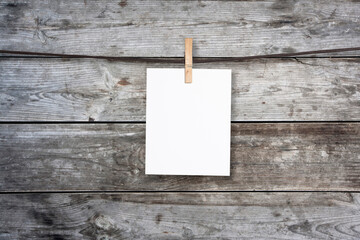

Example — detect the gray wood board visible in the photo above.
[1,123,359,191]
[1,192,360,239]
[0,0,360,57]
[1,58,359,121]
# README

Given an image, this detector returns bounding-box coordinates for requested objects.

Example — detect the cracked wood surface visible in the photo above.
[1,0,360,239]
[0,0,359,57]
[1,123,359,191]
[1,58,359,121]
[1,192,360,239]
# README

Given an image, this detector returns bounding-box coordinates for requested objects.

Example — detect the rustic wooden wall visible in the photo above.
[0,0,360,239]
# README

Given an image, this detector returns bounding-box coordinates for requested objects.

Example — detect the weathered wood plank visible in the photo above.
[0,0,359,57]
[1,58,359,121]
[0,123,359,191]
[1,192,360,239]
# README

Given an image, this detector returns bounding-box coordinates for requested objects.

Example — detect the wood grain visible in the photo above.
[1,1,360,238]
[0,123,359,191]
[1,192,360,239]
[1,58,359,121]
[0,0,359,57]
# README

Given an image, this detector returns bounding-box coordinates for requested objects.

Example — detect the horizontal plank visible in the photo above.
[0,0,359,57]
[1,192,360,239]
[1,123,359,191]
[1,58,359,121]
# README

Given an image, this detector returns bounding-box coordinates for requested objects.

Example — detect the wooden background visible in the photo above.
[0,0,360,239]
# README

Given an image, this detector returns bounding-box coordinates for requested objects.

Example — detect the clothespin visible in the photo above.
[185,38,193,83]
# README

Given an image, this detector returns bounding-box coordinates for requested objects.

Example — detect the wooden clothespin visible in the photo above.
[185,38,193,83]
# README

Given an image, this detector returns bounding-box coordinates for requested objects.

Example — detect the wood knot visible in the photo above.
[117,78,131,86]
[119,0,127,7]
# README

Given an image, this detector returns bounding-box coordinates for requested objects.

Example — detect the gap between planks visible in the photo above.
[0,121,360,124]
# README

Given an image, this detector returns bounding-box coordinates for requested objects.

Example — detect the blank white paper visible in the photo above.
[145,68,232,176]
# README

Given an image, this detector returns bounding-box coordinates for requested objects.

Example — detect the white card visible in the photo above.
[145,68,232,176]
